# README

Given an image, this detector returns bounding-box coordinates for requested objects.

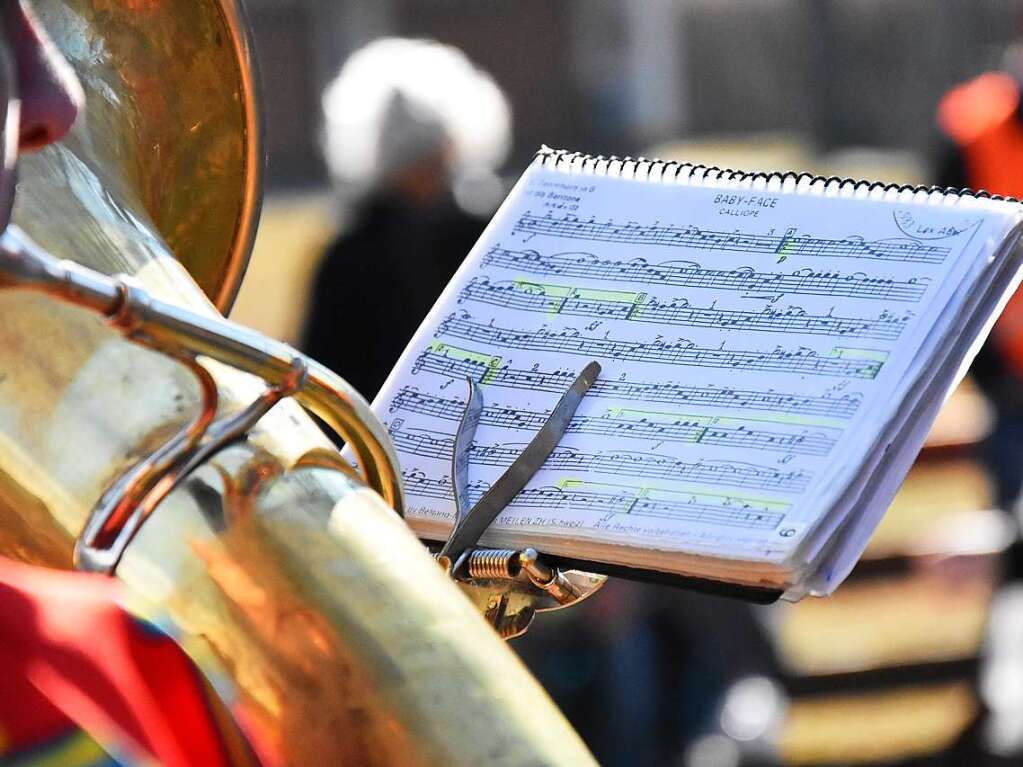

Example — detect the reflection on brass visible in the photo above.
[0,227,404,571]
[18,0,260,312]
[0,2,597,764]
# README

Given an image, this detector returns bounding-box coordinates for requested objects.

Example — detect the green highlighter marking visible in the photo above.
[555,478,789,513]
[428,341,502,384]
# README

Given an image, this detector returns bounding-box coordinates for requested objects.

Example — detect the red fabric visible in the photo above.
[0,557,266,766]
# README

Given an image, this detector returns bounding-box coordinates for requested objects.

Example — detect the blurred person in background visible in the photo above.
[302,37,512,400]
[937,43,1023,762]
[937,48,1023,522]
[303,34,783,767]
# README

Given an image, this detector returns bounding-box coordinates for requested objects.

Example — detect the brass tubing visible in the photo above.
[0,229,120,312]
[115,283,404,513]
[115,459,599,766]
[0,227,404,515]
[87,351,218,548]
[0,228,596,764]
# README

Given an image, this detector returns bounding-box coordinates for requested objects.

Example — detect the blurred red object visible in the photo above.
[0,556,270,766]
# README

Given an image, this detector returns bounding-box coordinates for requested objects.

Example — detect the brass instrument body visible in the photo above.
[0,1,596,764]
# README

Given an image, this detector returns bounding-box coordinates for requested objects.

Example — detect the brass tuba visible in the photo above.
[0,1,596,764]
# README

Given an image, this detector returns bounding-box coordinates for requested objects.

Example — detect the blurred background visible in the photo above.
[229,2,1023,765]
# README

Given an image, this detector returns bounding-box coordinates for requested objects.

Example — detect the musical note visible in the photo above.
[389,388,837,456]
[437,313,886,379]
[402,470,787,531]
[389,426,812,493]
[413,344,863,418]
[512,212,951,264]
[459,277,911,340]
[481,247,929,302]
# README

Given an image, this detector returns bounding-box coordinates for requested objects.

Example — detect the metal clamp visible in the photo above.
[447,547,605,639]
[436,366,607,639]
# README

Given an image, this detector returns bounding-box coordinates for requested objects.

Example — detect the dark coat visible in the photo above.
[302,194,485,401]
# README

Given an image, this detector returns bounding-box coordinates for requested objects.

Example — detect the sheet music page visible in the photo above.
[372,156,1013,565]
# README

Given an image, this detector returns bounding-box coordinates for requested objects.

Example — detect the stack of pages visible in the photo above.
[372,147,1023,599]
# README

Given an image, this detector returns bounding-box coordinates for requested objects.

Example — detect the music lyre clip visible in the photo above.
[437,360,607,639]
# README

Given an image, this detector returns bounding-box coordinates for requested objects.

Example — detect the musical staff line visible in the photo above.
[481,247,929,302]
[403,470,786,531]
[413,345,863,418]
[389,426,812,493]
[437,313,885,379]
[513,212,950,264]
[460,277,910,341]
[390,388,836,456]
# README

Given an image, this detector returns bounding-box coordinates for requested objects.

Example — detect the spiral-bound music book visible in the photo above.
[372,146,1023,601]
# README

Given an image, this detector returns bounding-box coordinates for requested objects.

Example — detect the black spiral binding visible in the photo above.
[534,146,1020,205]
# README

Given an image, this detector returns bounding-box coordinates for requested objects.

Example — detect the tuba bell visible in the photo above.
[0,1,596,764]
